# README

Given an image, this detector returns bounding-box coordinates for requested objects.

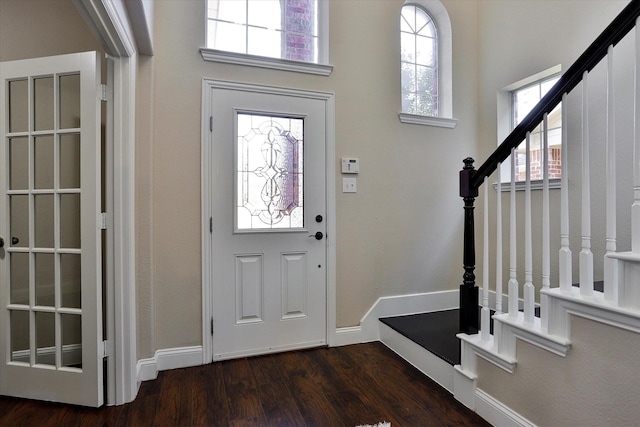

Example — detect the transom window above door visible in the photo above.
[203,0,332,75]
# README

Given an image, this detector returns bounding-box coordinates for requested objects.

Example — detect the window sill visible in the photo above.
[200,48,333,76]
[493,179,562,191]
[398,113,457,128]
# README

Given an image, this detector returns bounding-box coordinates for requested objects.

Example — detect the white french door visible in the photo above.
[0,52,103,407]
[204,81,329,360]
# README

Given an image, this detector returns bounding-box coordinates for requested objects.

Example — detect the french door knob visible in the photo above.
[309,231,323,240]
[11,237,19,245]
[0,237,4,248]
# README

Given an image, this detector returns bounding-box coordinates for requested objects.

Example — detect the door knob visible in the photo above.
[0,237,4,248]
[11,237,19,245]
[309,231,323,240]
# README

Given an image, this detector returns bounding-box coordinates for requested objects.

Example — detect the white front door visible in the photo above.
[0,52,103,407]
[205,82,328,360]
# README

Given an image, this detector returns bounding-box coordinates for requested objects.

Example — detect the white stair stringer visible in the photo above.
[544,286,640,337]
[454,311,570,412]
[493,312,572,358]
[454,284,640,425]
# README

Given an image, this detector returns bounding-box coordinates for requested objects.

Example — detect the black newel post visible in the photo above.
[459,158,479,334]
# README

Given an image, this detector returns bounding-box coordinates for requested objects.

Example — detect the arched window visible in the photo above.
[399,0,455,128]
[401,5,438,116]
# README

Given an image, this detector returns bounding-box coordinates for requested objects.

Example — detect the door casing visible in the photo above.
[201,80,337,363]
[73,0,138,405]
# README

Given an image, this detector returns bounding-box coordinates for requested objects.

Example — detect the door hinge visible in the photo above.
[210,318,214,336]
[209,217,213,233]
[101,340,113,358]
[98,84,112,102]
[210,116,213,132]
[98,212,109,230]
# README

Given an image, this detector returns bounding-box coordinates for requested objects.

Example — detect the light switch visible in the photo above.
[343,177,357,193]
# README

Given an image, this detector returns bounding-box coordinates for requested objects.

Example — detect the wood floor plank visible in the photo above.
[327,388,388,427]
[248,353,285,386]
[0,343,491,426]
[192,363,230,427]
[257,380,306,427]
[153,368,194,427]
[221,357,264,423]
[350,342,491,426]
[229,416,268,427]
[115,370,163,427]
[288,391,348,427]
[320,344,408,426]
[279,348,345,398]
[0,398,70,427]
[57,404,122,427]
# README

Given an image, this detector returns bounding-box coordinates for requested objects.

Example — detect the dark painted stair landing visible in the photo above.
[380,309,462,365]
[380,283,603,367]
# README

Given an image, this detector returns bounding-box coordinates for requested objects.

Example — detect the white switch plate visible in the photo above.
[343,177,357,193]
[341,157,360,174]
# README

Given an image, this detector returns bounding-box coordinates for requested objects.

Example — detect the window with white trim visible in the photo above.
[204,0,330,74]
[401,5,438,116]
[511,75,562,182]
[398,0,455,128]
[500,73,562,187]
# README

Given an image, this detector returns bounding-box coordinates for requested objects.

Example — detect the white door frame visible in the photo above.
[201,80,337,363]
[73,0,138,405]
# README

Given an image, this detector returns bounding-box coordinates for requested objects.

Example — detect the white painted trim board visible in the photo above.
[334,290,459,346]
[137,346,204,382]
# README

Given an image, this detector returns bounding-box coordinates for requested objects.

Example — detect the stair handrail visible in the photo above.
[459,0,640,334]
[471,0,640,190]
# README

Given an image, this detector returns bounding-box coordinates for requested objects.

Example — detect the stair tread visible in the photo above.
[380,310,461,365]
[380,282,601,366]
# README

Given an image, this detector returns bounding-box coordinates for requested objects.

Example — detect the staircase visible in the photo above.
[381,2,640,425]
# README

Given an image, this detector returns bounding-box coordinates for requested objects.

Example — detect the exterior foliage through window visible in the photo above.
[401,5,438,117]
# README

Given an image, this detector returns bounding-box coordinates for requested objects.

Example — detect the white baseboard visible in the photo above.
[136,290,458,382]
[333,290,459,346]
[475,389,536,427]
[333,325,365,346]
[136,345,203,382]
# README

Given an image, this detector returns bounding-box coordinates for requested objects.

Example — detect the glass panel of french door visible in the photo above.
[0,52,103,407]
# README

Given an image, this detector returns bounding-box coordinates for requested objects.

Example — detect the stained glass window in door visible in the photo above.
[236,113,304,230]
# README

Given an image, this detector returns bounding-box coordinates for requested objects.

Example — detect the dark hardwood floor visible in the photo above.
[0,342,490,427]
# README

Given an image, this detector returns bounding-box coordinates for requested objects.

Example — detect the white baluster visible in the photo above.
[580,71,594,297]
[509,148,519,317]
[481,177,490,342]
[524,132,535,323]
[542,114,551,331]
[559,93,572,293]
[605,45,618,302]
[496,163,503,315]
[633,19,640,253]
